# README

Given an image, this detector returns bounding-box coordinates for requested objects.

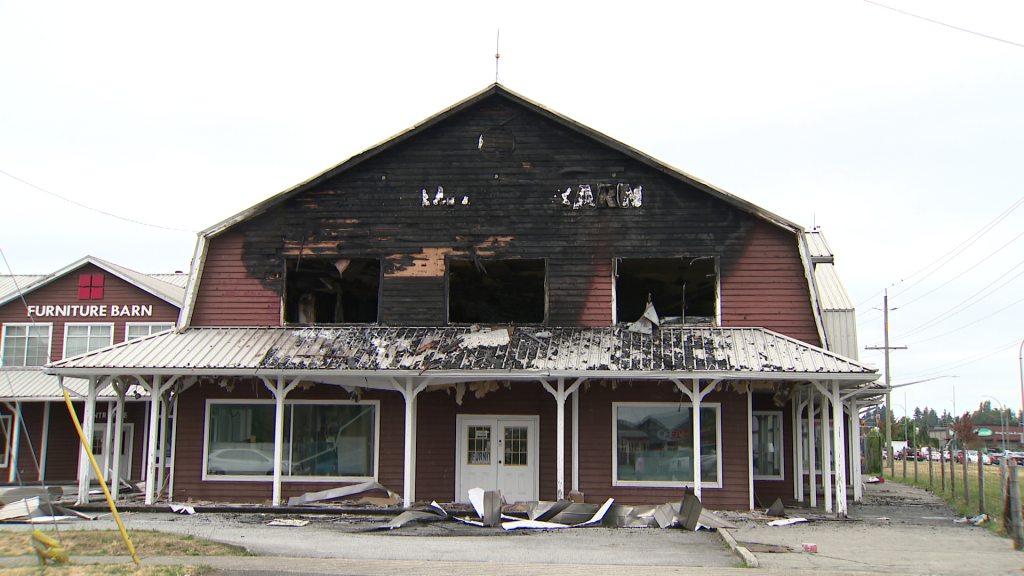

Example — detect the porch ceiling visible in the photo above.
[44,326,878,387]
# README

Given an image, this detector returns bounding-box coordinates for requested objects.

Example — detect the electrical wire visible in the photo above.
[861,0,1024,50]
[0,169,198,233]
[906,293,1024,346]
[854,194,1024,310]
[895,258,1024,340]
[896,338,1021,380]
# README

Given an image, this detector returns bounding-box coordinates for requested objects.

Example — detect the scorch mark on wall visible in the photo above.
[421,186,470,207]
[560,183,643,209]
[385,236,514,277]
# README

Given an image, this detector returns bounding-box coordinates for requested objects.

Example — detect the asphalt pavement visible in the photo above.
[2,481,1023,575]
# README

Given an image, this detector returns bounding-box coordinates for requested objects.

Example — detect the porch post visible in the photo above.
[144,376,162,505]
[747,390,754,510]
[540,378,585,501]
[111,382,126,500]
[168,390,181,502]
[157,395,169,498]
[672,378,719,501]
[77,377,98,505]
[794,389,804,502]
[103,400,115,485]
[392,377,430,507]
[851,398,864,503]
[821,383,833,513]
[261,376,302,507]
[832,380,849,516]
[39,401,50,482]
[572,387,580,493]
[143,375,179,505]
[808,389,817,509]
[8,402,21,483]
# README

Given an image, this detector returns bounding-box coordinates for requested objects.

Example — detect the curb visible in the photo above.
[718,528,758,568]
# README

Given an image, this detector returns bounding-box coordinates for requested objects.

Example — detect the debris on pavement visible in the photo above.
[801,543,818,553]
[288,481,401,506]
[766,498,786,517]
[268,518,310,527]
[0,495,94,523]
[768,517,808,527]
[170,504,195,515]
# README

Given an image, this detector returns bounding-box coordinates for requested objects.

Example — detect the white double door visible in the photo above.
[456,415,538,505]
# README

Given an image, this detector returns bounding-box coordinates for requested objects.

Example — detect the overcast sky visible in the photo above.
[2,1,1022,418]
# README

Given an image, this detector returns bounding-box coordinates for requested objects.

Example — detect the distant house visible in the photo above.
[47,85,881,513]
[0,257,184,493]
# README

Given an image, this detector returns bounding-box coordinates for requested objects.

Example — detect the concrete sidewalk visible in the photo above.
[723,480,1024,575]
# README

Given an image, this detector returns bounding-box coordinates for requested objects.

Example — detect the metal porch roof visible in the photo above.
[0,368,148,400]
[46,326,878,383]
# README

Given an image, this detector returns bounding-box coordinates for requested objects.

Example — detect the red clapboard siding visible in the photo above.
[721,220,820,346]
[192,233,281,327]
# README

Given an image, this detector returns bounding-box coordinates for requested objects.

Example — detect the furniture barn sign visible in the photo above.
[25,304,154,318]
[560,183,643,209]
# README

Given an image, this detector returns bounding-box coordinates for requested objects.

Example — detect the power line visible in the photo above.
[906,294,1024,346]
[0,169,197,233]
[898,338,1021,380]
[854,194,1024,310]
[862,0,1024,50]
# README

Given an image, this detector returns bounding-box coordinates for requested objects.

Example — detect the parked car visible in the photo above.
[207,449,297,475]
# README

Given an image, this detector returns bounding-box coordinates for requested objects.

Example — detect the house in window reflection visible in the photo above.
[45,85,880,514]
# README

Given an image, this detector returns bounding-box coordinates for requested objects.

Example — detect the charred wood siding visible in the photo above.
[193,95,819,341]
[0,263,180,360]
[169,382,403,504]
[577,381,750,510]
[721,220,820,345]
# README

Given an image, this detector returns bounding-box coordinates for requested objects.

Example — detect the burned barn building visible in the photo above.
[46,84,880,513]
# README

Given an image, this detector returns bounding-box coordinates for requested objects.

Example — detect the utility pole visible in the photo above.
[866,290,907,476]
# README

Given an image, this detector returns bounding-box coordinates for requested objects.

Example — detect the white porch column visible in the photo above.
[157,396,169,497]
[820,383,833,513]
[262,376,303,507]
[541,378,585,501]
[794,389,804,502]
[110,382,127,500]
[673,378,719,501]
[392,377,430,507]
[7,402,21,483]
[571,387,580,494]
[103,400,115,484]
[832,380,849,516]
[808,389,817,509]
[77,377,98,505]
[39,401,50,482]
[851,399,864,503]
[747,390,754,510]
[143,375,179,505]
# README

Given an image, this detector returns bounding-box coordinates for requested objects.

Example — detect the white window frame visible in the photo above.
[1,323,53,367]
[124,323,174,342]
[62,322,115,359]
[202,398,380,483]
[0,414,11,467]
[611,401,723,489]
[753,411,785,480]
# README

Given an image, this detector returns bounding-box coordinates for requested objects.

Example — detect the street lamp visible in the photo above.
[983,395,1007,453]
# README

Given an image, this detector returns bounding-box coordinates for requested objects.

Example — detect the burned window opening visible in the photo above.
[478,125,516,160]
[448,258,545,325]
[615,257,716,325]
[285,258,381,324]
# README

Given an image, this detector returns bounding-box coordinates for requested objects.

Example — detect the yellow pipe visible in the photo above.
[63,388,140,564]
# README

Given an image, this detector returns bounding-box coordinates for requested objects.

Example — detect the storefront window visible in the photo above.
[126,323,174,341]
[753,412,784,479]
[64,324,113,358]
[1,324,51,367]
[613,403,720,486]
[205,400,377,480]
[801,419,836,473]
